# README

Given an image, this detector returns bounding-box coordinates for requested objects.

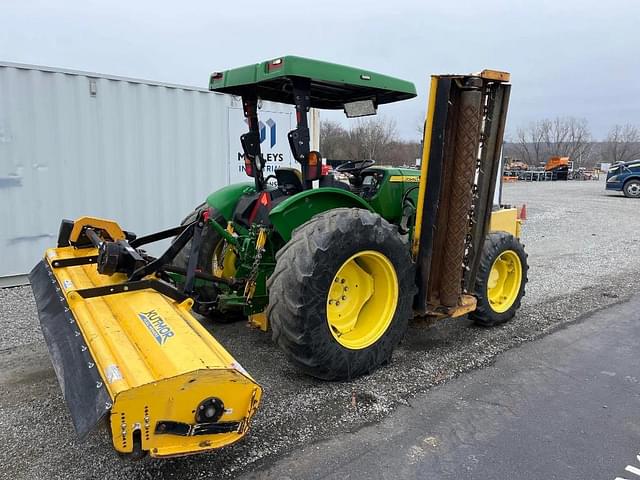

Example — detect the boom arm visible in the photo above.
[412,70,511,316]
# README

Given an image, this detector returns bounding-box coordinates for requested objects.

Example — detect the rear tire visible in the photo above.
[623,179,640,198]
[469,231,528,327]
[173,204,208,269]
[268,208,415,380]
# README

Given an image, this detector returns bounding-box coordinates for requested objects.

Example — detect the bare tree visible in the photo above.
[319,116,421,165]
[511,117,592,167]
[514,120,549,166]
[543,117,592,166]
[319,120,349,159]
[346,117,398,160]
[601,124,640,163]
[384,140,422,167]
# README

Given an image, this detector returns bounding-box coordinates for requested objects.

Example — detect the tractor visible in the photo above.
[29,56,528,458]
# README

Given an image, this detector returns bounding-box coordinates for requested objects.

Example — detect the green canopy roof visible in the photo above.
[209,56,417,110]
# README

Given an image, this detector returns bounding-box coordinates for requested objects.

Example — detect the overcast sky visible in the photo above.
[2,0,638,141]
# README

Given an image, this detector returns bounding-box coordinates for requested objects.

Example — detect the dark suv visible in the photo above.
[606,160,640,198]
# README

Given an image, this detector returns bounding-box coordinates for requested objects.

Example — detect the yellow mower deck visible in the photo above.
[30,246,261,458]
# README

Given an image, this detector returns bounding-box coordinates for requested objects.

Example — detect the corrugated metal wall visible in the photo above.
[0,62,295,283]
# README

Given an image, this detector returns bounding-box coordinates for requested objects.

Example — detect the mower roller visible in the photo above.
[29,57,528,458]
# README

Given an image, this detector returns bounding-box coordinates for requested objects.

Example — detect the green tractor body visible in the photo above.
[204,166,420,237]
[176,56,425,322]
[196,164,421,319]
[175,56,524,336]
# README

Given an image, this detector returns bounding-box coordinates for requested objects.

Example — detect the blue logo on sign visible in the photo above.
[138,309,174,345]
[246,118,276,148]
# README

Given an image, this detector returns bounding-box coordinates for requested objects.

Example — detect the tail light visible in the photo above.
[266,58,284,73]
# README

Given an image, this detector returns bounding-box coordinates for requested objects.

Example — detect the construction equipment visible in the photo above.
[544,156,570,180]
[505,160,529,171]
[502,159,528,181]
[29,56,528,458]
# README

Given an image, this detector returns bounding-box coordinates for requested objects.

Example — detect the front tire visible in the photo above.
[267,208,415,380]
[469,231,528,327]
[623,179,640,198]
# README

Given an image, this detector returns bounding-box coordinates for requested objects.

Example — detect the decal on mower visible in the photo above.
[137,309,175,345]
[105,364,123,384]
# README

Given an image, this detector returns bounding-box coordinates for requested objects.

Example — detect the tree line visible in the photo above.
[320,116,640,168]
[507,118,640,168]
[320,118,420,167]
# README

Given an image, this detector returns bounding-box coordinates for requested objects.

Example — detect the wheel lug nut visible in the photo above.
[344,286,349,291]
[340,279,345,284]
[329,299,334,305]
[335,301,340,306]
[341,295,346,300]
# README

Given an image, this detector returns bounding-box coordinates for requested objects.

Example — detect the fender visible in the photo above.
[623,175,640,184]
[269,187,372,241]
[206,182,255,221]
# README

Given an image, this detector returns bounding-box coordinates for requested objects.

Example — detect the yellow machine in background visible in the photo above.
[545,156,570,171]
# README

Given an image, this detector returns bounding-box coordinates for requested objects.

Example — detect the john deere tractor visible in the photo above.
[29,56,528,458]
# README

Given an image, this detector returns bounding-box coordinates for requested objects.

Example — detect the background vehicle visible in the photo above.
[29,57,527,458]
[506,160,529,171]
[606,160,640,197]
[545,156,570,180]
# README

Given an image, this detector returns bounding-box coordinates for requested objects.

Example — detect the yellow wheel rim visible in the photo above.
[326,250,398,350]
[487,250,522,313]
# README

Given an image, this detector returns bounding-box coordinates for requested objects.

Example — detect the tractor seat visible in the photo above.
[319,174,351,191]
[275,167,304,195]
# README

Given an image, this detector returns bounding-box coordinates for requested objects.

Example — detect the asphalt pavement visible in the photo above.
[242,294,640,480]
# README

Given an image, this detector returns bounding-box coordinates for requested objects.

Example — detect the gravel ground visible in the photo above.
[1,180,638,480]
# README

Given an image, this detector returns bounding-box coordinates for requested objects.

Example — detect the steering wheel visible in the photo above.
[264,174,277,184]
[334,159,376,174]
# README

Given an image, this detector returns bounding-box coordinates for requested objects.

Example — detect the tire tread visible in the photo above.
[268,208,415,380]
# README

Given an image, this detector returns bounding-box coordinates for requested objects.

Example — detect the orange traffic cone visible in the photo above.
[519,204,527,220]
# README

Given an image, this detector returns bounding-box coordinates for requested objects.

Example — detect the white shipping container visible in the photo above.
[0,62,302,284]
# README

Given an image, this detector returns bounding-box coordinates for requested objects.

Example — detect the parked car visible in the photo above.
[606,160,640,198]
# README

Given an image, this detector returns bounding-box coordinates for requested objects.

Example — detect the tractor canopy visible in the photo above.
[209,56,417,112]
[209,56,417,191]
